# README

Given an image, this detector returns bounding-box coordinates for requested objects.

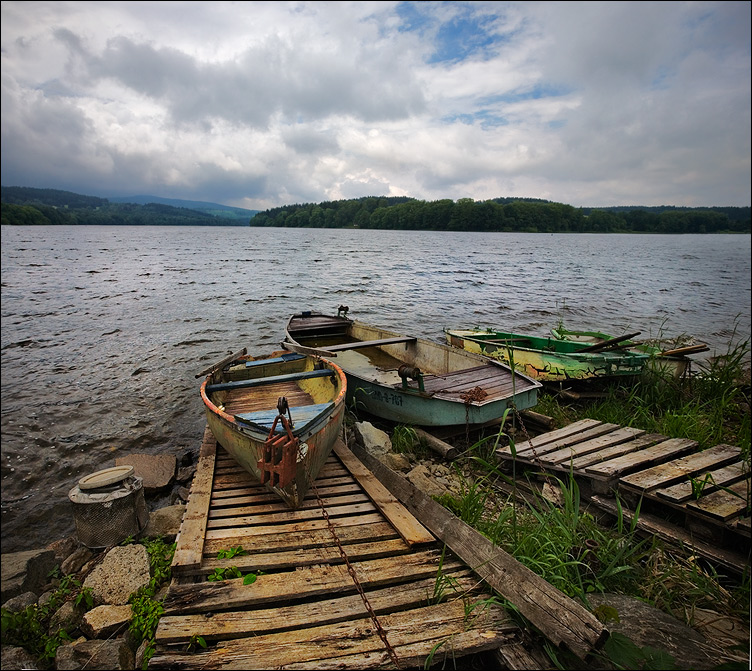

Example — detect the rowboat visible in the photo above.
[199,349,347,508]
[550,327,709,379]
[283,310,541,427]
[443,327,651,384]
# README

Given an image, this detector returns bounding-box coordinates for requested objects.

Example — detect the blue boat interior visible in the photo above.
[234,402,335,435]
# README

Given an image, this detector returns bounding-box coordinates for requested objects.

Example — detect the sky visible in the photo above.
[1,1,750,211]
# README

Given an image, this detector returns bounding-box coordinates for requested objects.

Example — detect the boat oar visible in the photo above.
[577,332,641,353]
[658,344,710,357]
[195,347,247,378]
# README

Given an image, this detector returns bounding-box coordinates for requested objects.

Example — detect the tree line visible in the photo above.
[2,186,750,233]
[251,196,751,234]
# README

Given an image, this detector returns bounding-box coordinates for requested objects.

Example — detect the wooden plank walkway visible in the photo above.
[496,419,750,562]
[149,428,521,669]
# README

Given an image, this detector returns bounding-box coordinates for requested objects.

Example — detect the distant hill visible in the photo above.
[107,195,258,221]
[1,186,255,227]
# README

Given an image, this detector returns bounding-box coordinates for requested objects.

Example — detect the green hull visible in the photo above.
[444,328,650,383]
[550,327,690,379]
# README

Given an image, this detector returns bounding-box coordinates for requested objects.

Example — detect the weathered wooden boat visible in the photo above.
[199,349,347,508]
[444,327,652,384]
[283,310,541,427]
[550,326,709,379]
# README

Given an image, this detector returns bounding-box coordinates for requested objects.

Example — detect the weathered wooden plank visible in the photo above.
[585,438,697,477]
[685,480,750,521]
[655,462,748,504]
[349,443,607,660]
[541,427,646,466]
[498,419,603,456]
[569,433,665,470]
[172,427,216,572]
[204,512,387,541]
[210,481,360,508]
[620,444,741,493]
[191,538,413,576]
[503,423,620,460]
[333,440,435,546]
[212,462,349,488]
[163,550,460,615]
[206,501,378,529]
[156,571,477,642]
[151,599,512,670]
[203,520,399,555]
[493,641,557,670]
[209,491,368,519]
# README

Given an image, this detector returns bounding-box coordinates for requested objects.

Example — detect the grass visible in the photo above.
[389,335,750,668]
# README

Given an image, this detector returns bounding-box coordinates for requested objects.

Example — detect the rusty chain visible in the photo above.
[311,480,401,669]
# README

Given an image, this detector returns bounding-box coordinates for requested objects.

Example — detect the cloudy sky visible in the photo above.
[2,1,750,211]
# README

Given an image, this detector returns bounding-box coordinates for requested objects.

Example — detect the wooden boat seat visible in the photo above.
[324,336,417,352]
[243,353,305,368]
[234,402,335,434]
[206,369,335,393]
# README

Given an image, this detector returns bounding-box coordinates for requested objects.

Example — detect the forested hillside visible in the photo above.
[1,187,246,226]
[252,196,751,233]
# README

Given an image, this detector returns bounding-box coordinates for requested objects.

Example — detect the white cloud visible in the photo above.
[1,0,749,208]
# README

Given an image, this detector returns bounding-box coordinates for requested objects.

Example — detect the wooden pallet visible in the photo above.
[496,420,750,555]
[149,429,520,669]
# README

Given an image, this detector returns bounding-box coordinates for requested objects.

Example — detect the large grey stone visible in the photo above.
[115,453,176,493]
[2,591,38,613]
[55,637,134,670]
[0,549,57,602]
[354,422,392,458]
[83,544,150,605]
[587,593,720,670]
[1,645,40,670]
[46,536,79,564]
[407,463,451,498]
[81,604,133,639]
[48,600,85,637]
[60,546,94,576]
[141,504,185,542]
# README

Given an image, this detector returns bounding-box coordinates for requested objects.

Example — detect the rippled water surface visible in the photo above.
[2,225,750,551]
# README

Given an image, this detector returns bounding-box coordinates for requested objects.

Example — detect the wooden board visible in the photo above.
[619,444,740,493]
[685,480,750,521]
[349,442,607,661]
[540,427,646,466]
[155,429,524,669]
[655,462,748,504]
[172,427,216,572]
[585,437,697,478]
[494,420,748,557]
[333,440,435,546]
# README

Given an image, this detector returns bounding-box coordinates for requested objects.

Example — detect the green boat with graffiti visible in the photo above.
[444,327,652,384]
[550,326,709,379]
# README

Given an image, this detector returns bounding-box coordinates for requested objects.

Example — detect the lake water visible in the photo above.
[2,225,750,552]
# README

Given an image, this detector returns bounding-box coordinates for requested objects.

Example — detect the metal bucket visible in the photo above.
[68,465,150,548]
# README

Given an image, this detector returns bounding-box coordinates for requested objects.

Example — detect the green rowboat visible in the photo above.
[444,327,651,383]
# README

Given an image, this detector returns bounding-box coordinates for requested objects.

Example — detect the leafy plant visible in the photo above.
[0,572,95,667]
[186,633,208,652]
[207,566,258,585]
[217,546,248,560]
